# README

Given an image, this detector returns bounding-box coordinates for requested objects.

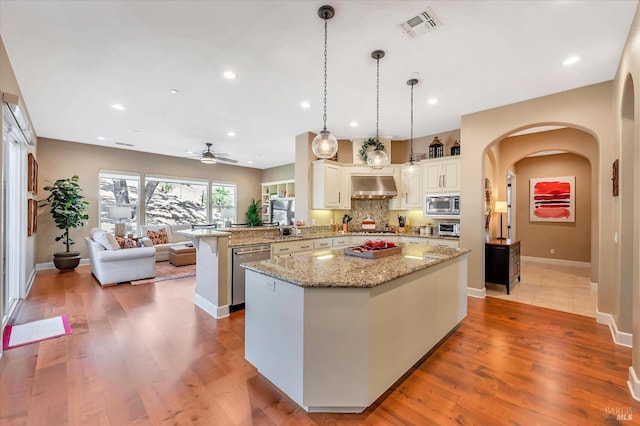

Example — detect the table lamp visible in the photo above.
[494,201,508,240]
[108,206,131,237]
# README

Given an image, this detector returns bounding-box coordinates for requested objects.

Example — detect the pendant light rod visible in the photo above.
[312,5,338,159]
[372,50,385,139]
[407,78,418,161]
[319,5,334,131]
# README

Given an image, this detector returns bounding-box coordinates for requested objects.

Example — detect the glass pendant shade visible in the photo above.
[402,78,419,175]
[367,148,388,169]
[402,158,418,176]
[312,130,338,158]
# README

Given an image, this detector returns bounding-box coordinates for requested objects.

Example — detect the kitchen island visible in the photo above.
[242,244,469,413]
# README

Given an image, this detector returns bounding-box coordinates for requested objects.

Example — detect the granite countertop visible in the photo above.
[242,244,470,288]
[228,231,459,248]
[175,229,231,238]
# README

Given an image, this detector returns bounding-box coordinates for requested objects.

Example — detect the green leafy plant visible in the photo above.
[43,175,90,252]
[159,183,174,194]
[211,187,233,207]
[245,198,262,226]
[359,137,386,163]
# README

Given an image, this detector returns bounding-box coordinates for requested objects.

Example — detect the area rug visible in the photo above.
[3,315,72,350]
[130,261,196,285]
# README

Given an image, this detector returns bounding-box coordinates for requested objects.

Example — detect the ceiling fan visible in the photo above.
[197,143,238,164]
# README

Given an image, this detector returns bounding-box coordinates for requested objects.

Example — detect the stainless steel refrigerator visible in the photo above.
[270,199,295,226]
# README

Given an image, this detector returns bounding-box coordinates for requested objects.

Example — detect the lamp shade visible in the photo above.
[367,148,388,169]
[312,130,338,158]
[108,206,131,220]
[494,201,508,214]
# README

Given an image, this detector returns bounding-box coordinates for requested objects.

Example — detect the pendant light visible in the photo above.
[367,50,389,169]
[311,5,339,159]
[402,78,419,176]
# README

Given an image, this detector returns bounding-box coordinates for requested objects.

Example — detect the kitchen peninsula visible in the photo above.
[176,228,232,319]
[242,244,469,413]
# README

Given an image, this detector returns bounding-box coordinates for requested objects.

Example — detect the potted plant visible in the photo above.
[245,198,262,226]
[43,175,89,270]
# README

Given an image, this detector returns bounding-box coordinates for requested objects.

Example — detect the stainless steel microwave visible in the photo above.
[424,194,460,217]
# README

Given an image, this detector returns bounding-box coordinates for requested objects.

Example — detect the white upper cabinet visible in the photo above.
[398,166,423,209]
[423,157,460,193]
[313,160,349,209]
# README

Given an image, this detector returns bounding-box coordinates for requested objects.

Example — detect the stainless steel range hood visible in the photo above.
[351,175,398,199]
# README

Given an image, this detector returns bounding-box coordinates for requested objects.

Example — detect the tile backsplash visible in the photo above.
[348,199,389,231]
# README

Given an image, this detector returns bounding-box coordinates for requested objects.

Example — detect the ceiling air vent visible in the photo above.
[115,142,134,147]
[398,7,441,39]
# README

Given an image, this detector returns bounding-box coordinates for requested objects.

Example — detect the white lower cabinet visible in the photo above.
[400,236,428,246]
[332,236,351,248]
[272,240,314,258]
[313,238,333,254]
[427,238,459,249]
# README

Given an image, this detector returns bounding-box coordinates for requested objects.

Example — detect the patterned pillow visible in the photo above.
[115,237,138,249]
[147,228,168,245]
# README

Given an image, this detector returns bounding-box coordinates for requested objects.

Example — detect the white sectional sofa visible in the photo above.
[85,229,156,287]
[140,224,193,261]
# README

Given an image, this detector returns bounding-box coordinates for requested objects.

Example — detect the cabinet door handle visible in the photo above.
[442,175,446,188]
[338,192,341,203]
[405,193,409,203]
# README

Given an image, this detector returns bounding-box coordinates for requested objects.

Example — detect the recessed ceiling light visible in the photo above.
[427,98,439,105]
[247,161,253,164]
[110,103,126,111]
[186,150,194,154]
[227,131,236,137]
[132,130,140,134]
[169,89,179,94]
[563,56,581,66]
[223,71,236,79]
[300,101,311,109]
[97,136,105,140]
[350,121,359,127]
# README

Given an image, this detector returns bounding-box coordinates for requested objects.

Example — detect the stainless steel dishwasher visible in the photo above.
[231,244,271,310]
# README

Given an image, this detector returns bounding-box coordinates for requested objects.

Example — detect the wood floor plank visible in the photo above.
[1,265,638,425]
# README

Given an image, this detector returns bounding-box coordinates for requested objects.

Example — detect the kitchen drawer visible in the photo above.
[313,239,333,250]
[427,238,459,249]
[332,236,350,247]
[400,236,427,245]
[272,240,313,257]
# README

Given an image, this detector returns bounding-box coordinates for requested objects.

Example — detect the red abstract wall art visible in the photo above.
[529,176,575,222]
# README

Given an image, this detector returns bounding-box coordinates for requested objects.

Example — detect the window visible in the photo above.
[99,171,140,234]
[144,176,208,225]
[211,183,237,226]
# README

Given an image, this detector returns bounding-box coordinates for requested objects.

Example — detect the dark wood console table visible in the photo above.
[485,239,521,294]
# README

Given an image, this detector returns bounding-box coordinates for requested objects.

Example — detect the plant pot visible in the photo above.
[53,251,81,271]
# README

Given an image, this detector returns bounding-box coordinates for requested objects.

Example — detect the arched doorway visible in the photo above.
[482,127,598,315]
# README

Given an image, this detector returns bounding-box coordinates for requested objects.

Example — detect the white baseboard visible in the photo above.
[521,256,590,268]
[26,269,36,297]
[467,286,486,299]
[629,367,640,402]
[596,310,632,347]
[36,258,91,271]
[194,293,230,319]
[590,281,598,291]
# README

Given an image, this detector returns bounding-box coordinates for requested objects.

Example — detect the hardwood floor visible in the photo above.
[1,265,638,425]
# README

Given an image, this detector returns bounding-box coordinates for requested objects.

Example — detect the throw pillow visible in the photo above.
[147,228,168,245]
[114,237,138,249]
[92,229,120,250]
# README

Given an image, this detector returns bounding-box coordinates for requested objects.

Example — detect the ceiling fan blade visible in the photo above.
[214,156,238,164]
